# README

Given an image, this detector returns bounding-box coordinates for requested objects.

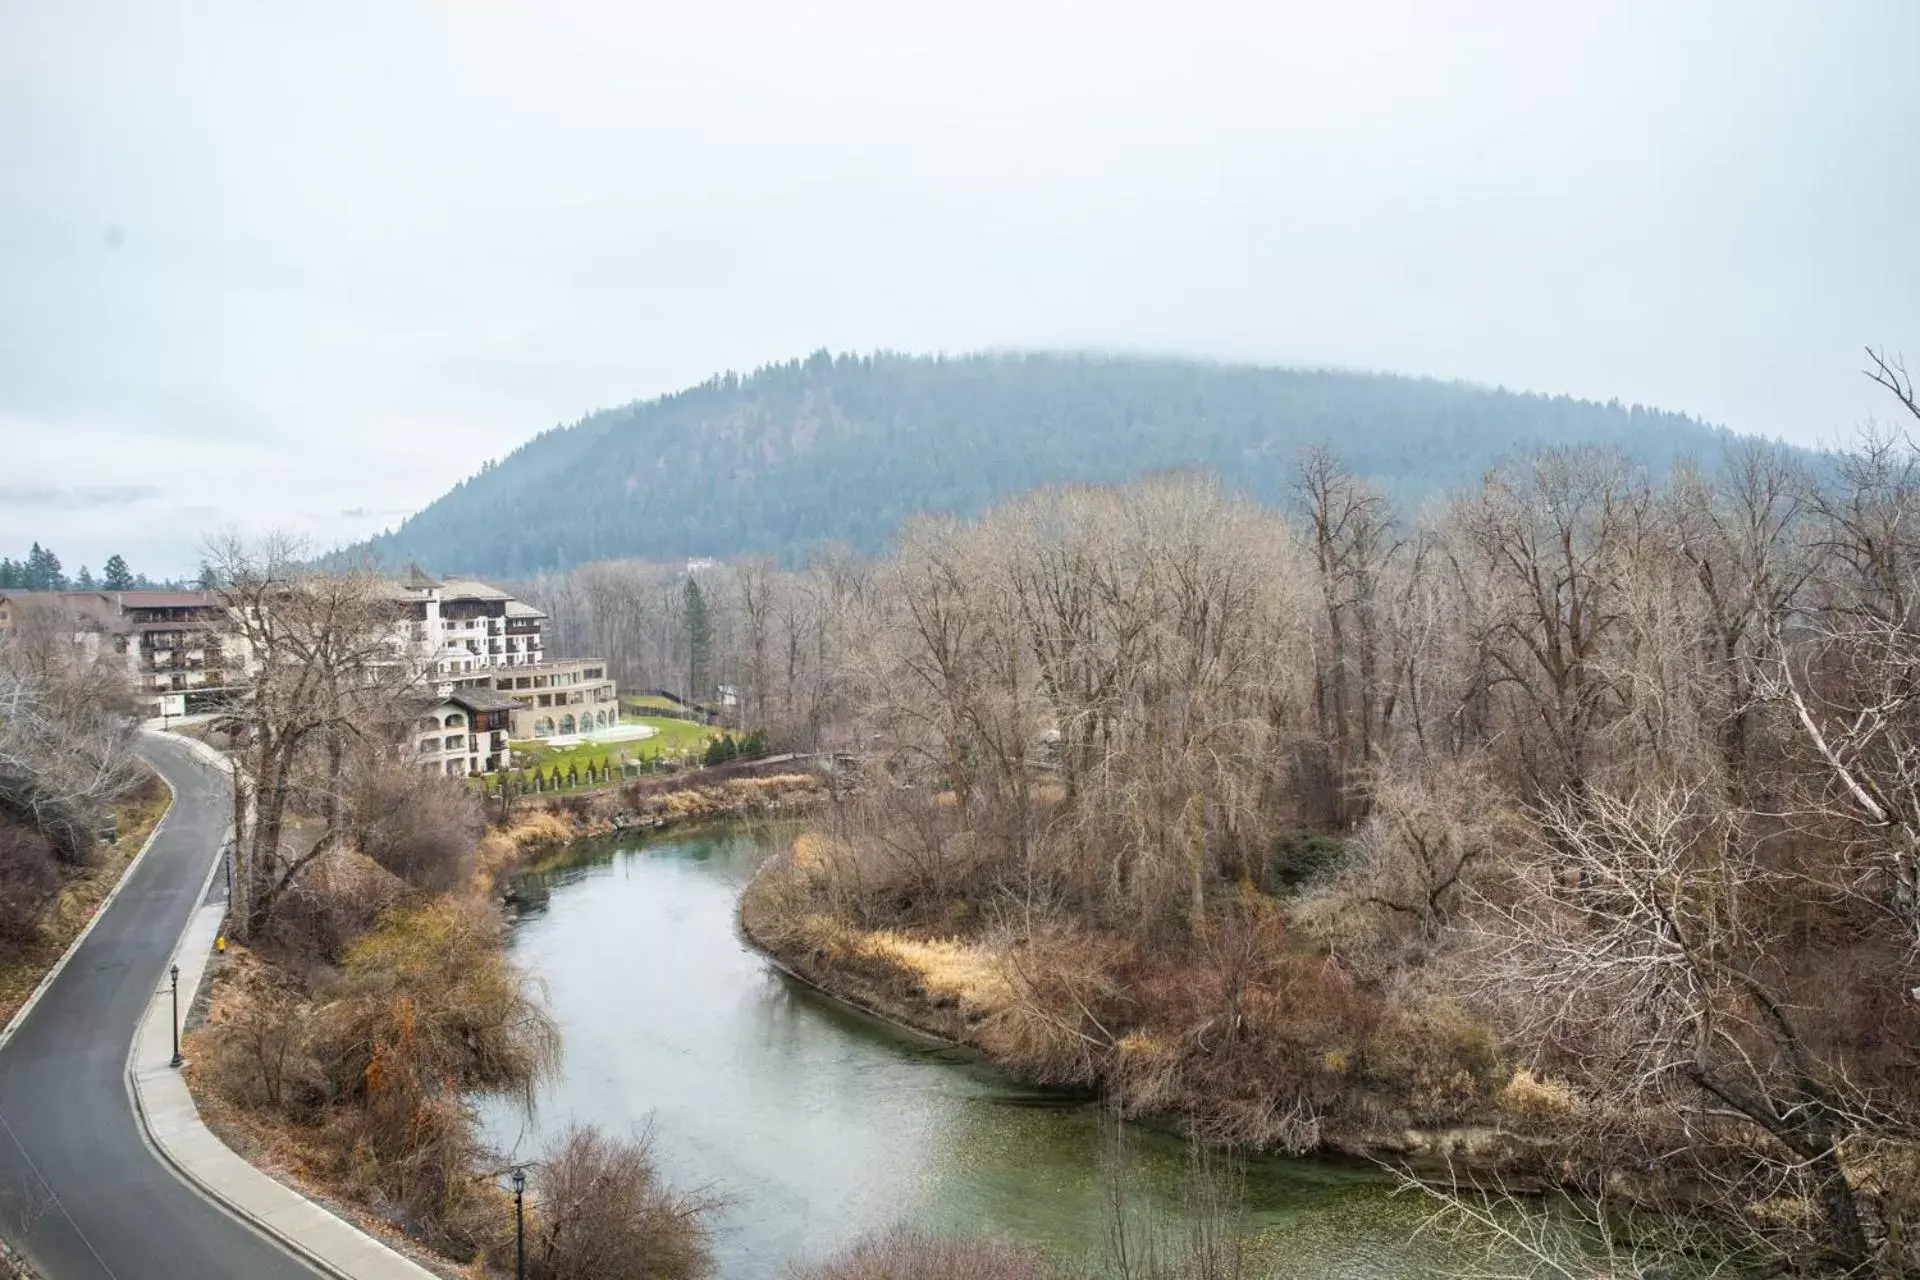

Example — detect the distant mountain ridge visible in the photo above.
[353,351,1753,576]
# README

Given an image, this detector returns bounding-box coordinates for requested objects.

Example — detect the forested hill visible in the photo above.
[355,352,1746,575]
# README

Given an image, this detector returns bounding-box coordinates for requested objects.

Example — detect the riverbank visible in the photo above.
[739,833,1557,1181]
[492,820,1520,1277]
[181,768,828,1278]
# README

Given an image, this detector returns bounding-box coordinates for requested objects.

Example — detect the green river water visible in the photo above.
[482,824,1490,1278]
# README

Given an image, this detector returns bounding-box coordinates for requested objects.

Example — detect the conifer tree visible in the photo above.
[684,575,711,702]
[24,543,65,591]
[101,555,134,590]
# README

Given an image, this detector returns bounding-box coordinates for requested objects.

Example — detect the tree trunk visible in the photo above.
[1807,1143,1871,1272]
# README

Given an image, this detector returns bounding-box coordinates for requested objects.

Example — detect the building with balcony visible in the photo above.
[0,589,245,716]
[388,567,547,679]
[415,688,518,777]
[392,567,619,768]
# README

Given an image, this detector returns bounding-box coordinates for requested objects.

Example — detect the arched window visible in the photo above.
[595,710,608,729]
[560,714,576,735]
[444,712,465,728]
[534,717,555,737]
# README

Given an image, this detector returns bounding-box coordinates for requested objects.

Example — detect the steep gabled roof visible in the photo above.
[448,688,521,714]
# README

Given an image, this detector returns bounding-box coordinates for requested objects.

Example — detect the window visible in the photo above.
[534,717,555,736]
[537,693,552,707]
[516,676,530,689]
[419,737,439,754]
[444,712,465,728]
[559,714,575,734]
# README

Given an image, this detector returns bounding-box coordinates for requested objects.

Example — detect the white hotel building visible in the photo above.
[394,568,621,775]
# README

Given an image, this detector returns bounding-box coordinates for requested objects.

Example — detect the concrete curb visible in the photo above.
[0,744,183,1054]
[126,734,442,1280]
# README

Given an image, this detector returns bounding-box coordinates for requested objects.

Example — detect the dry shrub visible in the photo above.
[310,896,559,1238]
[477,808,578,884]
[351,768,484,891]
[1498,1069,1576,1120]
[526,1123,718,1280]
[789,1226,1059,1280]
[323,895,558,1102]
[260,848,409,966]
[502,808,574,850]
[792,832,831,874]
[200,956,326,1118]
[982,929,1134,1085]
[0,821,60,953]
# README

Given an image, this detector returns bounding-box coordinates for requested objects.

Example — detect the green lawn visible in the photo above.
[482,716,718,787]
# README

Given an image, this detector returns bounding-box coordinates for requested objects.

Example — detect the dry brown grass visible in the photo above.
[1498,1069,1576,1119]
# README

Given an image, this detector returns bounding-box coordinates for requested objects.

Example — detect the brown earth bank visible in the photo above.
[738,832,1578,1188]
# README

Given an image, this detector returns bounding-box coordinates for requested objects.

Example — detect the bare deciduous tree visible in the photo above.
[207,533,423,938]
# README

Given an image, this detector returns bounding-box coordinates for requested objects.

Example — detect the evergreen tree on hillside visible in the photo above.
[74,565,96,590]
[101,555,134,590]
[351,353,1755,576]
[0,559,18,590]
[684,575,711,702]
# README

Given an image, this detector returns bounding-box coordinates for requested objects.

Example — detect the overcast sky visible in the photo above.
[2,0,1916,579]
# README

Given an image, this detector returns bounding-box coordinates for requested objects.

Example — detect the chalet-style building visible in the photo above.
[2,569,616,774]
[415,687,519,777]
[0,589,243,716]
[392,568,619,772]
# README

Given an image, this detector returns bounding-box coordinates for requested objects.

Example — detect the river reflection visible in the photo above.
[481,824,1476,1278]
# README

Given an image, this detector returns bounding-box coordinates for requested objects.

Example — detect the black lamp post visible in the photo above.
[510,1166,526,1280]
[168,963,183,1068]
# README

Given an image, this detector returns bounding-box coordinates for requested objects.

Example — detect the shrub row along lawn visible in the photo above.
[481,716,719,788]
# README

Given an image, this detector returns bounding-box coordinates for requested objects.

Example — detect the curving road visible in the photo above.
[0,733,321,1279]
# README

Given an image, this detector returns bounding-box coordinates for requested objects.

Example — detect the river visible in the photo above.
[482,823,1489,1278]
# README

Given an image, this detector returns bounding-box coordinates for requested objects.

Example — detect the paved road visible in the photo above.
[0,733,321,1279]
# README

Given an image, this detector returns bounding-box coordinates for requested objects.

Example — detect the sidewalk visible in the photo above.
[130,731,442,1280]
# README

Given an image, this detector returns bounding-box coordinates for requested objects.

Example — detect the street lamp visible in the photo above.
[510,1166,526,1280]
[168,963,183,1068]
